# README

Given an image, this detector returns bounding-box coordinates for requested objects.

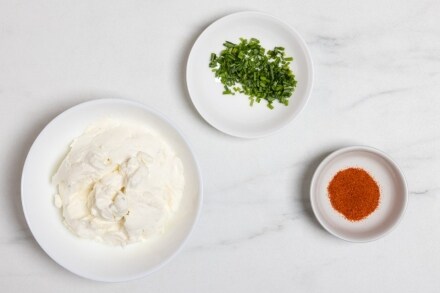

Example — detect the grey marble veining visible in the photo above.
[1,0,440,292]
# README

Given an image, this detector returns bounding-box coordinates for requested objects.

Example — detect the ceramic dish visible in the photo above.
[310,146,407,242]
[21,99,203,282]
[186,11,313,138]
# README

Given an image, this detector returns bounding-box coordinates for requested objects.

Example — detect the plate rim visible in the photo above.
[186,10,314,139]
[21,98,204,282]
[309,145,408,242]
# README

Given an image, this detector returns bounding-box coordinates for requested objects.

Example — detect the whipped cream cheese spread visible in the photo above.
[52,120,185,245]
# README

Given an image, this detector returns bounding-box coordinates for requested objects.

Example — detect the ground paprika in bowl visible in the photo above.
[327,167,380,221]
[310,146,408,242]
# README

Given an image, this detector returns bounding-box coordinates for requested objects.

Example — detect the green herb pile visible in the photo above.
[209,38,297,109]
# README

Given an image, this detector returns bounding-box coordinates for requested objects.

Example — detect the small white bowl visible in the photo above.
[186,11,313,138]
[21,99,203,282]
[310,146,407,242]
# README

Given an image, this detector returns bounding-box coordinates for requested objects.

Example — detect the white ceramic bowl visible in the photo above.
[186,11,313,138]
[310,146,407,242]
[21,99,203,282]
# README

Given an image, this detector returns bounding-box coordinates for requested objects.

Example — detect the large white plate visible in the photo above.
[21,99,203,282]
[186,11,313,138]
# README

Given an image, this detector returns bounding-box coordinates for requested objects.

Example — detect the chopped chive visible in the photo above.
[223,41,236,48]
[209,37,297,109]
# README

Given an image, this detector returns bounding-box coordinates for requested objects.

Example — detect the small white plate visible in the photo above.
[310,146,407,242]
[186,11,313,138]
[21,99,203,282]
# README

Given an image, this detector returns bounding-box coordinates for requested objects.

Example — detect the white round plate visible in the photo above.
[186,11,313,138]
[310,146,407,242]
[21,99,203,282]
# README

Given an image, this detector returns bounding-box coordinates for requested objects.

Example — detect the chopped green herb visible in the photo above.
[209,38,297,109]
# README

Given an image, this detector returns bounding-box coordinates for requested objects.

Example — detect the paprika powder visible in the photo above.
[327,167,380,221]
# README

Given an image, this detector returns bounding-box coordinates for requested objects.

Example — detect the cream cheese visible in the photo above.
[52,120,185,245]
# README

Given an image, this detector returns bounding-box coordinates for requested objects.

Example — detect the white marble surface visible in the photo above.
[1,0,439,292]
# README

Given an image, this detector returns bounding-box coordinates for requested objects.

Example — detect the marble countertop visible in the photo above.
[1,0,439,292]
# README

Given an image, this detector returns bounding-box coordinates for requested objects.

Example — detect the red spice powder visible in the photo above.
[327,167,380,221]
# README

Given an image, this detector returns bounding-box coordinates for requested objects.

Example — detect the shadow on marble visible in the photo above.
[9,94,111,248]
[176,9,249,140]
[177,21,206,125]
[299,148,340,233]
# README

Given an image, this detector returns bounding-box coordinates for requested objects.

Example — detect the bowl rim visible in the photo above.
[21,98,204,282]
[185,10,314,139]
[309,145,408,243]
